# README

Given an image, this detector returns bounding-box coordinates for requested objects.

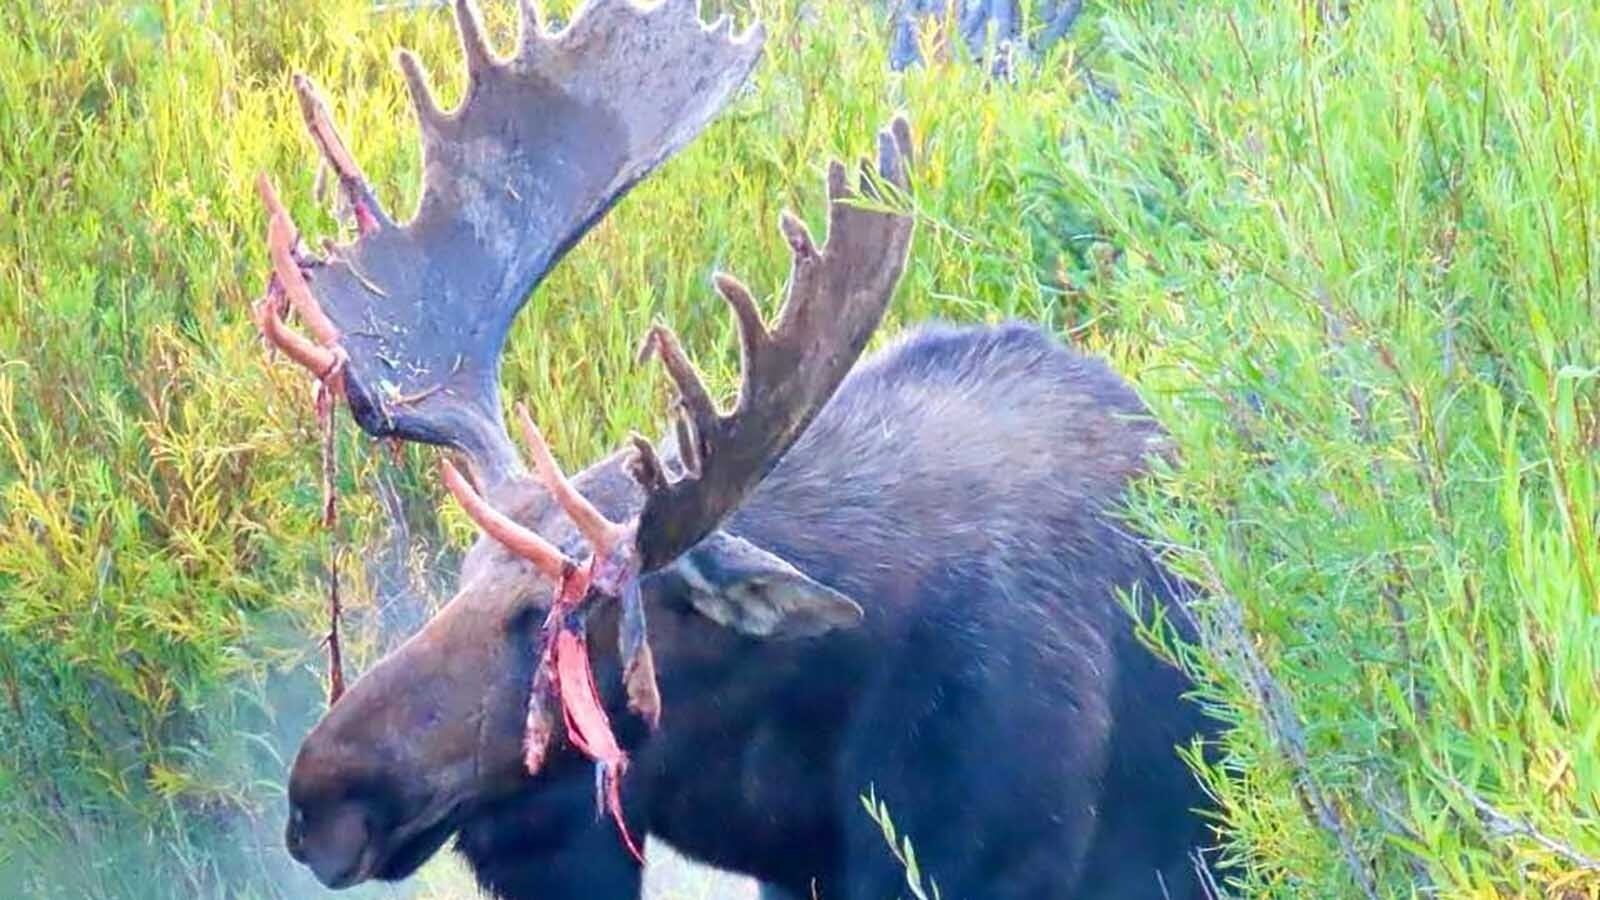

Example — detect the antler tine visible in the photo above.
[253,286,340,379]
[630,116,917,573]
[516,0,546,53]
[453,0,498,81]
[258,176,341,349]
[255,174,349,386]
[712,271,771,369]
[441,458,575,583]
[883,116,914,187]
[638,324,720,466]
[513,402,628,556]
[292,75,389,236]
[396,50,445,134]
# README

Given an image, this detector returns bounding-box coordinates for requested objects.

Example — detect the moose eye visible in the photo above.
[504,605,544,642]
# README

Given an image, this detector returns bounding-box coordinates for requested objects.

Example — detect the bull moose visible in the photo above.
[253,0,1221,896]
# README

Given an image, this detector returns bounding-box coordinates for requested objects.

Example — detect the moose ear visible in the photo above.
[666,531,864,639]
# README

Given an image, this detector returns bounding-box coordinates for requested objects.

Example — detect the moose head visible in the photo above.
[253,0,914,888]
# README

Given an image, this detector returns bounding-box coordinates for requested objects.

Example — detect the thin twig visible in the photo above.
[326,547,345,704]
[1448,777,1600,872]
[1193,849,1232,900]
[372,0,448,13]
[1361,771,1434,889]
[317,380,347,704]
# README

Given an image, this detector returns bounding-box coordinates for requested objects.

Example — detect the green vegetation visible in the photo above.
[1,0,1595,896]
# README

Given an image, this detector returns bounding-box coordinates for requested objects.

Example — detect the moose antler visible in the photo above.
[255,0,764,491]
[630,119,916,571]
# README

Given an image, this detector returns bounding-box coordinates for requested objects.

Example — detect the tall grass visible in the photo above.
[1,0,1595,896]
